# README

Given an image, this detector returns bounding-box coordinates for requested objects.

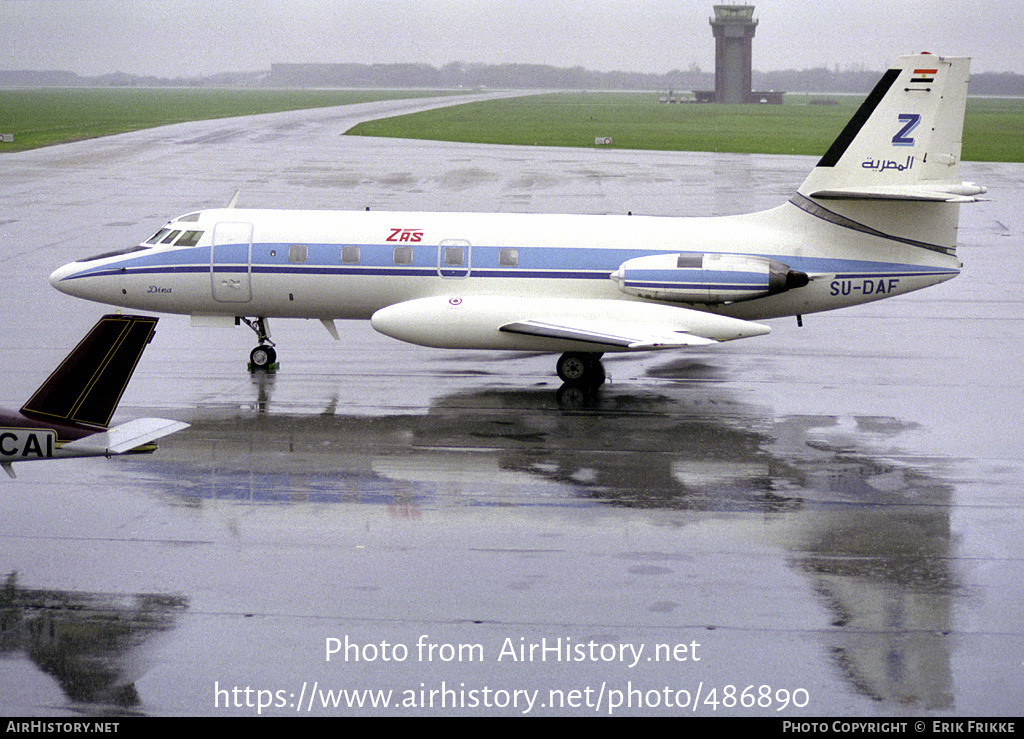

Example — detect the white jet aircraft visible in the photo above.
[50,54,985,386]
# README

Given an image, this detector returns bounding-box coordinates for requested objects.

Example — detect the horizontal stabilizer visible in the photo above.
[499,320,717,349]
[62,418,190,456]
[810,182,988,202]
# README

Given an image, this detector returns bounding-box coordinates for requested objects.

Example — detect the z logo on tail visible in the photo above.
[892,113,921,147]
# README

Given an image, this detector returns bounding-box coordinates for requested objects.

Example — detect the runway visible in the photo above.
[1,94,1022,716]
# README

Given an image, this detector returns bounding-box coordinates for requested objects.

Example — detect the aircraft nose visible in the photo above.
[49,260,108,301]
[49,261,82,294]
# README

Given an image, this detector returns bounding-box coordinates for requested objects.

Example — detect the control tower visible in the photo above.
[710,4,758,104]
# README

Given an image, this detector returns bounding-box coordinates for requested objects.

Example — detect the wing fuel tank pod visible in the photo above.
[611,253,809,304]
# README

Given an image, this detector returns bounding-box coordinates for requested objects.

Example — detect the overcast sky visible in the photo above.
[2,0,1021,77]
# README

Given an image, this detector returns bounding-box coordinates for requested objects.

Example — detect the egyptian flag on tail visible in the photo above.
[909,67,938,88]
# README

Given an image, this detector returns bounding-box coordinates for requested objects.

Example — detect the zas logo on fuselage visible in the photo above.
[386,228,423,243]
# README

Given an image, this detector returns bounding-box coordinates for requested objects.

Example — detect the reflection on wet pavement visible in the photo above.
[110,375,960,710]
[1,573,187,708]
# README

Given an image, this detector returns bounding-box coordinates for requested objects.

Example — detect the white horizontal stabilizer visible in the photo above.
[810,182,988,202]
[63,418,190,456]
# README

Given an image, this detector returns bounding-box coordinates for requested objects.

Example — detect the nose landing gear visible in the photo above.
[239,317,278,372]
[249,343,277,371]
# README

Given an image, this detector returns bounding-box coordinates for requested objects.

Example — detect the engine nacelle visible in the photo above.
[611,253,808,304]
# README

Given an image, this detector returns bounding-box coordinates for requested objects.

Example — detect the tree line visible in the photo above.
[3,63,1022,96]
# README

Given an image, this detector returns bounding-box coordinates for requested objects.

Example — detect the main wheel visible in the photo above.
[556,353,589,382]
[556,352,605,386]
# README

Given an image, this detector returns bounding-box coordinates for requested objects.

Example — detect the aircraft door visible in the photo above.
[438,239,471,278]
[211,222,253,303]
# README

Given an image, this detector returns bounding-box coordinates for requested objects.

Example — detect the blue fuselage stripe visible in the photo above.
[59,242,959,283]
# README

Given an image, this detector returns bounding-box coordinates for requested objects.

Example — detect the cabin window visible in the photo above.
[393,246,413,265]
[444,246,465,267]
[341,245,361,264]
[160,230,182,244]
[175,230,203,247]
[499,248,519,267]
[677,254,704,268]
[289,244,308,263]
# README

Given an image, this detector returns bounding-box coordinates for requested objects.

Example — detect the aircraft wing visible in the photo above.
[371,296,770,352]
[499,319,718,349]
[62,418,190,456]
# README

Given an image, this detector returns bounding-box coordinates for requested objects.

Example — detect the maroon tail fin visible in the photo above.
[20,315,158,430]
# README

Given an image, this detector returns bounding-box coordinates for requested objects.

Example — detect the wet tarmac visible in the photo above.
[1,95,1022,717]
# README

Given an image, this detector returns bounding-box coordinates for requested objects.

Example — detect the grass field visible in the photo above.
[349,92,1024,162]
[1,87,1021,161]
[0,88,463,152]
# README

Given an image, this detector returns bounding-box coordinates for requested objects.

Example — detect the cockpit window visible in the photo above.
[145,228,171,245]
[80,246,149,262]
[144,227,203,247]
[174,230,203,247]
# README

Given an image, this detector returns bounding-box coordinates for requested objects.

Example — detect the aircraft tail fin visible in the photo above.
[793,53,985,255]
[20,314,159,431]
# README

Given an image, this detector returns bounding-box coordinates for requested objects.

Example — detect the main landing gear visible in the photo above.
[556,352,606,386]
[239,317,277,372]
[554,352,606,409]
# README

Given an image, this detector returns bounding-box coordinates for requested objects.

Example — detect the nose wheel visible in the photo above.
[556,352,605,387]
[249,344,277,370]
[240,316,278,372]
